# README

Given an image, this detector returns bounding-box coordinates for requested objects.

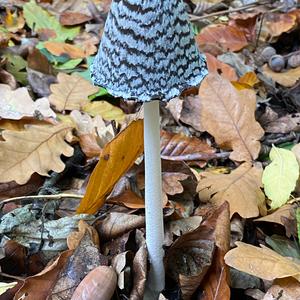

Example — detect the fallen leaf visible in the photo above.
[262,146,299,210]
[199,73,264,162]
[23,0,79,42]
[0,84,55,120]
[44,41,86,59]
[14,249,73,300]
[262,13,297,38]
[67,220,100,250]
[263,113,300,134]
[196,24,248,56]
[262,64,300,87]
[77,120,144,214]
[232,71,259,90]
[160,130,215,162]
[264,277,300,300]
[197,163,266,218]
[95,212,145,241]
[205,52,238,81]
[59,11,92,26]
[165,203,227,299]
[83,101,126,122]
[4,8,25,33]
[224,242,300,282]
[49,73,99,112]
[0,124,74,184]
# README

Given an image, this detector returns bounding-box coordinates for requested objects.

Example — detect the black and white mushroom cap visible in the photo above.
[91,0,208,101]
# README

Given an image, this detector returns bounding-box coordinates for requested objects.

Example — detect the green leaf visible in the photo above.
[262,146,299,209]
[4,53,28,85]
[55,58,82,70]
[23,0,79,42]
[266,235,300,259]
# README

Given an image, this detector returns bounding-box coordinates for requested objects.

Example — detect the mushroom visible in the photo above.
[91,1,208,298]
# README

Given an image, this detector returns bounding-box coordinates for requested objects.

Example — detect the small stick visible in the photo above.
[161,151,231,161]
[189,0,270,22]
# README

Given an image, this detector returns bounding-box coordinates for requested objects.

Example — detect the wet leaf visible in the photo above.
[0,124,74,184]
[262,146,299,209]
[198,163,266,218]
[199,73,264,162]
[77,120,144,214]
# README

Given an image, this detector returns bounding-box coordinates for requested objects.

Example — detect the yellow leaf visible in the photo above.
[82,101,125,122]
[197,163,266,218]
[231,71,259,90]
[0,124,74,184]
[225,242,300,281]
[77,120,144,214]
[199,73,264,162]
[49,73,98,112]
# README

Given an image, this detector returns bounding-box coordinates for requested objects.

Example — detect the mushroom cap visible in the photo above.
[91,0,208,101]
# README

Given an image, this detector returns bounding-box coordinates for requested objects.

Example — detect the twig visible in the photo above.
[189,1,270,22]
[0,193,83,205]
[0,272,25,281]
[161,152,231,161]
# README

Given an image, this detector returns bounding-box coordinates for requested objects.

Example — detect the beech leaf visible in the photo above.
[199,73,264,162]
[49,73,99,112]
[225,242,300,282]
[77,120,144,214]
[197,163,266,218]
[0,124,74,185]
[262,146,299,210]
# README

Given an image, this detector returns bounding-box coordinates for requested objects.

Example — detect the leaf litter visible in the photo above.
[1,0,300,299]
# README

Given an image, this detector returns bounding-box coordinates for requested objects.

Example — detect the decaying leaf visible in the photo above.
[49,73,98,112]
[262,146,299,210]
[77,120,144,214]
[198,163,266,218]
[0,124,74,185]
[225,242,300,282]
[44,41,86,59]
[199,73,264,162]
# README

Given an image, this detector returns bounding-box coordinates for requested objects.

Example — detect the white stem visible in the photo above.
[143,100,165,298]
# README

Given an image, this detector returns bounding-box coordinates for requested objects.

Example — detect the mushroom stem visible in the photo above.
[143,100,165,298]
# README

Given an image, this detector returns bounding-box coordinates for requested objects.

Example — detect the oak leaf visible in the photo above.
[199,73,264,162]
[225,242,300,282]
[49,73,98,112]
[77,120,144,214]
[0,124,74,184]
[197,163,266,218]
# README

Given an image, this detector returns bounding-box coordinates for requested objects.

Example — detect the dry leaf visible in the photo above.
[205,52,238,81]
[0,84,55,120]
[262,64,300,87]
[14,250,73,300]
[0,124,74,184]
[77,120,144,214]
[59,11,92,26]
[199,73,264,162]
[44,41,86,59]
[263,13,297,38]
[225,242,300,282]
[196,24,248,56]
[197,163,266,218]
[263,277,300,300]
[160,130,215,162]
[49,73,98,112]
